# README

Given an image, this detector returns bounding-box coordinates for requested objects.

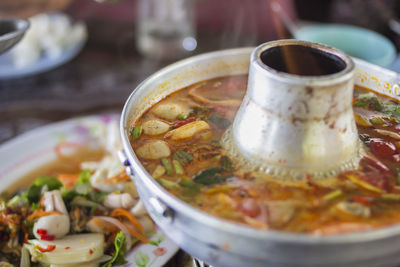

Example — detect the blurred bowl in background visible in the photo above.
[0,13,87,79]
[295,24,396,67]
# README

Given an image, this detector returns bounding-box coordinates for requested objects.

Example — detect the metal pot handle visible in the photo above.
[118,150,175,223]
[149,197,175,224]
[118,149,136,177]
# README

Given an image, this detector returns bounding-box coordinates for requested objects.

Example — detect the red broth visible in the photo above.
[131,75,400,235]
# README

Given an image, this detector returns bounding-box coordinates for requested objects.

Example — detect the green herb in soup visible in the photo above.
[131,74,400,235]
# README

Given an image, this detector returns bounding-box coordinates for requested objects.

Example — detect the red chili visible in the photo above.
[369,138,397,159]
[65,246,70,250]
[37,245,56,253]
[36,228,47,235]
[173,117,196,128]
[40,234,55,241]
[362,156,390,173]
[89,249,94,255]
[351,196,372,205]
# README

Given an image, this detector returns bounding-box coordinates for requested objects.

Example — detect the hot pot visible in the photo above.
[119,41,400,267]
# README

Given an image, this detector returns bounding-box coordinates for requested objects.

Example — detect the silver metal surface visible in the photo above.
[125,166,134,177]
[0,18,29,55]
[193,258,212,267]
[120,45,400,267]
[117,150,130,167]
[225,40,360,181]
[148,197,175,224]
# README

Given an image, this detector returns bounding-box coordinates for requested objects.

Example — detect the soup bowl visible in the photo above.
[119,43,400,267]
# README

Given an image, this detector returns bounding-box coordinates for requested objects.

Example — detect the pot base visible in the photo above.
[221,126,363,186]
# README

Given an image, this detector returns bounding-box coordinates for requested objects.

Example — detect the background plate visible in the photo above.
[0,40,85,79]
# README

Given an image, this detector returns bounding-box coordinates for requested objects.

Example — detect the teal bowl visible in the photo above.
[295,24,397,67]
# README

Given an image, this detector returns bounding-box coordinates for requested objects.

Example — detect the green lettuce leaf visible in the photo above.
[102,231,128,267]
[75,169,92,195]
[27,176,62,203]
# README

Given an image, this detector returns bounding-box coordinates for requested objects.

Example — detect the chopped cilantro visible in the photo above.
[173,149,193,166]
[131,126,143,142]
[193,168,228,185]
[161,158,173,175]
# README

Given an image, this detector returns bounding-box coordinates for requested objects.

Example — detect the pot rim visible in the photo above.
[252,39,355,87]
[120,46,400,245]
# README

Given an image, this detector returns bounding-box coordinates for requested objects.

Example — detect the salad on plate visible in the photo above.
[0,117,167,267]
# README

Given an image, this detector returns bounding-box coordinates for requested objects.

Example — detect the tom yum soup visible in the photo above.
[130,74,400,235]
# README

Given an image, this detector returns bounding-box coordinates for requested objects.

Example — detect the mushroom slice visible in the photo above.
[153,103,185,121]
[33,190,70,240]
[33,214,70,240]
[136,140,171,160]
[131,200,147,217]
[374,129,400,140]
[334,201,371,218]
[142,120,170,136]
[188,86,242,107]
[42,190,68,215]
[89,156,125,193]
[165,121,210,140]
[103,193,136,209]
[267,201,296,227]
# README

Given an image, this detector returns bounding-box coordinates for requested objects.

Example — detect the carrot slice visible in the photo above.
[103,171,130,184]
[27,210,62,221]
[110,208,144,234]
[89,217,120,233]
[124,224,149,243]
[58,174,79,189]
[94,216,149,244]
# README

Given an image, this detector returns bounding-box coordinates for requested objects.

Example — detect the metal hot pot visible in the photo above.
[119,40,400,267]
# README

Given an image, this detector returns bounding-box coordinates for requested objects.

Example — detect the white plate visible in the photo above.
[0,114,179,267]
